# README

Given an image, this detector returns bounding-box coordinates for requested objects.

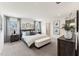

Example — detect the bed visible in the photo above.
[22,31,47,47]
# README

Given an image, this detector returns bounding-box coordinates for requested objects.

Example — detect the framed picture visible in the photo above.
[53,20,60,27]
[21,22,34,30]
[53,20,60,35]
[53,27,60,35]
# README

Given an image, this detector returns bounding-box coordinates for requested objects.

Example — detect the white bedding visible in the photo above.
[35,37,51,48]
[22,34,47,47]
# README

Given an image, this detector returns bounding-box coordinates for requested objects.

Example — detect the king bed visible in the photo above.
[21,30,51,48]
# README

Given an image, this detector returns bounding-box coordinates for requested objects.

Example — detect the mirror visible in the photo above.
[65,18,75,32]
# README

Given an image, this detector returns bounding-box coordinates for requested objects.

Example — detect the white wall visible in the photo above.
[0,31,4,53]
[50,18,65,39]
[41,21,46,34]
[0,14,4,53]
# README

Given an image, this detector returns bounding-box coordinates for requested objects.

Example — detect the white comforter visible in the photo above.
[22,34,47,47]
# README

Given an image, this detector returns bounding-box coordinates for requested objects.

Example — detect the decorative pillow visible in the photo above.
[22,32,26,36]
[30,32,35,35]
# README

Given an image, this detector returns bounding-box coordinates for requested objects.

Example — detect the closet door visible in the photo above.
[46,23,50,36]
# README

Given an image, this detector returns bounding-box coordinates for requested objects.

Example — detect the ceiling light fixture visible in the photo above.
[56,2,61,4]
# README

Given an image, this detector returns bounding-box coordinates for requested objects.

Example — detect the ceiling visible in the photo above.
[0,2,79,20]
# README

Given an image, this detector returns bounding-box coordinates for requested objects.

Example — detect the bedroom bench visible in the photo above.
[35,37,51,48]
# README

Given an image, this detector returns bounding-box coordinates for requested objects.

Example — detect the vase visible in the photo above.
[64,30,72,39]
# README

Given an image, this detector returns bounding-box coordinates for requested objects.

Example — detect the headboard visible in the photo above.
[21,29,36,36]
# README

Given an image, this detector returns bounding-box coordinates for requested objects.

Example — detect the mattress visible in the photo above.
[22,34,47,47]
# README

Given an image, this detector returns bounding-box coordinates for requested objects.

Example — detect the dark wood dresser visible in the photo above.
[58,36,76,56]
[10,34,20,42]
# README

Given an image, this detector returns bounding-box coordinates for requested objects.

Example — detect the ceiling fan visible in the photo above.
[56,2,61,4]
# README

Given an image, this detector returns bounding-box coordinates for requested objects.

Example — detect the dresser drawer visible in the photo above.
[58,39,75,48]
[58,36,75,56]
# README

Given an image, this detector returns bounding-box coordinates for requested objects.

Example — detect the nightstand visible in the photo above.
[10,34,20,42]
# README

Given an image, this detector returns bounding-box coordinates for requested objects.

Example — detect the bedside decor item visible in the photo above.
[62,19,75,39]
[64,30,72,39]
[14,30,16,34]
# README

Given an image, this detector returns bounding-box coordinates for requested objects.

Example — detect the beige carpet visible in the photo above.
[0,39,57,56]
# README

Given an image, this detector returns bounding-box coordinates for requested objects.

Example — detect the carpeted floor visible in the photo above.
[0,39,57,56]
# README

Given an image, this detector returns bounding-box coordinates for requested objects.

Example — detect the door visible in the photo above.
[46,23,50,36]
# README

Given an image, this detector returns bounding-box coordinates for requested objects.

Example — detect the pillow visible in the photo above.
[30,32,36,35]
[22,32,26,36]
[26,31,30,35]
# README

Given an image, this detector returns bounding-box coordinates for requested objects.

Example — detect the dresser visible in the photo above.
[10,34,20,42]
[58,36,76,56]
